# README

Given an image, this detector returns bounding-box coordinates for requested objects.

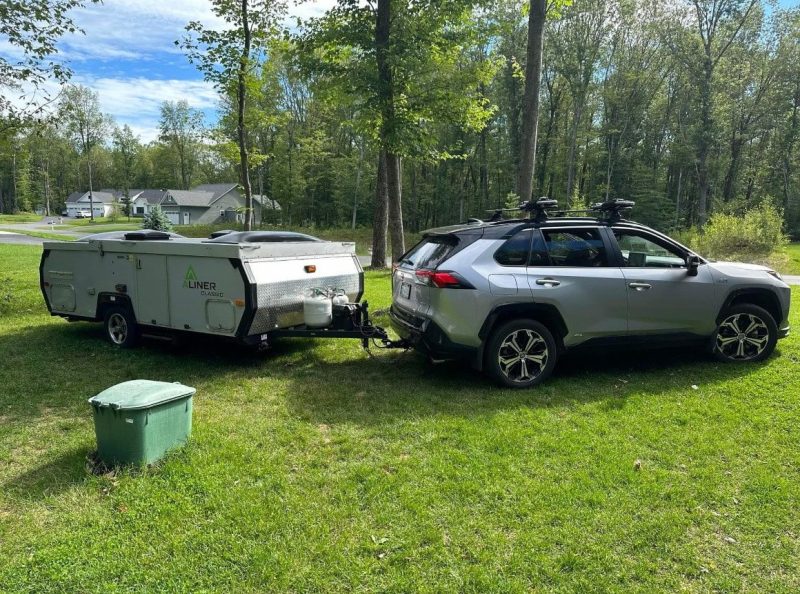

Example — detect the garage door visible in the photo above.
[164,211,180,225]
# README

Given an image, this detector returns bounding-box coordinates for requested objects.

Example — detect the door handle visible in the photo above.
[628,282,651,291]
[535,278,561,287]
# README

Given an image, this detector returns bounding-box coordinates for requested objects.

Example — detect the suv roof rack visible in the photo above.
[482,198,635,225]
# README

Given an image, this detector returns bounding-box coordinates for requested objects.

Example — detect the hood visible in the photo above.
[708,260,773,273]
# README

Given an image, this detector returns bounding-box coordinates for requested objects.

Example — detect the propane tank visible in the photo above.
[331,289,349,307]
[304,288,333,328]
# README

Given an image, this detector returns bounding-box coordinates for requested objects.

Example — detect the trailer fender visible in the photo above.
[97,293,135,322]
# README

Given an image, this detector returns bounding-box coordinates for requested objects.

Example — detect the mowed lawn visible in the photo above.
[1,245,799,593]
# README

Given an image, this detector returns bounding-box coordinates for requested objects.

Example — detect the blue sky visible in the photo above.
[3,0,798,143]
[9,0,336,142]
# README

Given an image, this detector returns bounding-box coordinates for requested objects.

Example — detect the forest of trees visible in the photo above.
[2,0,800,258]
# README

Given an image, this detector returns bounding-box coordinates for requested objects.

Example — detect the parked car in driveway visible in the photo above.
[390,199,791,388]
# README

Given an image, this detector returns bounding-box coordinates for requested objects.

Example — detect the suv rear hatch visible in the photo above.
[392,234,465,318]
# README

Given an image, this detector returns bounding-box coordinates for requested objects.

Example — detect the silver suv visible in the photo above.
[390,201,791,388]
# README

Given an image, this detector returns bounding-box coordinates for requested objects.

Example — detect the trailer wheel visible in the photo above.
[103,306,139,348]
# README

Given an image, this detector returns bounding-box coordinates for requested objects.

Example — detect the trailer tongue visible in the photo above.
[40,230,409,352]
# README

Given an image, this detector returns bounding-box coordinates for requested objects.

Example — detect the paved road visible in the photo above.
[0,231,45,245]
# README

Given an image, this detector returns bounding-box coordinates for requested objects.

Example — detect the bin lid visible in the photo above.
[88,380,195,411]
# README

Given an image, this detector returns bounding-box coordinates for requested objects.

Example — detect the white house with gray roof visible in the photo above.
[66,183,280,224]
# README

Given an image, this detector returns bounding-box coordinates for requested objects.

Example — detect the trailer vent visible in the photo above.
[123,231,172,241]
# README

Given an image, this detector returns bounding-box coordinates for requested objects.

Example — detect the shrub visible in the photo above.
[142,205,173,232]
[693,201,787,260]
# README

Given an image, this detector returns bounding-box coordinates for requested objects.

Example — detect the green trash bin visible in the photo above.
[89,380,195,465]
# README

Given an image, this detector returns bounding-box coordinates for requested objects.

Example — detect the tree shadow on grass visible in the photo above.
[0,320,772,428]
[2,446,89,500]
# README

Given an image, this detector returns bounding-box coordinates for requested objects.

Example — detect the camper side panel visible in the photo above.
[42,248,137,320]
[166,256,248,336]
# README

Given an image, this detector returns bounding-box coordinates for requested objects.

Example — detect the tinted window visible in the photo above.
[542,228,608,267]
[614,230,685,268]
[494,229,532,266]
[400,237,456,270]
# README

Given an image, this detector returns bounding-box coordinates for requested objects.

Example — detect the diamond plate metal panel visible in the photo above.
[248,273,361,334]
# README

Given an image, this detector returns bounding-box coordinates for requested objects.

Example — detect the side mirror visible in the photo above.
[686,255,700,276]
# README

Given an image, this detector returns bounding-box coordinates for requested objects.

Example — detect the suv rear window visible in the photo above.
[399,237,456,270]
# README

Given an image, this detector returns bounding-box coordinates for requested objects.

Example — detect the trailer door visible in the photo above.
[136,254,171,326]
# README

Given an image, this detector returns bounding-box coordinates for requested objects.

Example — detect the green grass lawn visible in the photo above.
[780,243,800,275]
[1,244,798,592]
[0,214,42,223]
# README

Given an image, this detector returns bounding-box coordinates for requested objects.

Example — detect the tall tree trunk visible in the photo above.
[695,52,713,224]
[237,0,254,231]
[351,140,364,229]
[565,101,583,205]
[722,131,744,203]
[371,151,389,268]
[536,84,559,197]
[87,155,94,221]
[374,0,396,267]
[387,152,404,260]
[516,0,547,202]
[478,125,489,214]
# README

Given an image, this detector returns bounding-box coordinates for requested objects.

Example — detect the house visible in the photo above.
[65,190,124,218]
[130,190,166,217]
[65,183,280,224]
[159,184,278,225]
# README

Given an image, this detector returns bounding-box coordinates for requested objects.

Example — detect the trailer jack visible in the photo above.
[268,300,412,353]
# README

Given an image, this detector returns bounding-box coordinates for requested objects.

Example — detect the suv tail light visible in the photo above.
[414,269,474,289]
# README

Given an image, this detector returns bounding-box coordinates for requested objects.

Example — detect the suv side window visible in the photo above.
[613,230,686,268]
[494,229,532,266]
[541,228,608,267]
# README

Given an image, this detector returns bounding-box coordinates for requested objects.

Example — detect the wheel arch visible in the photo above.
[96,293,135,322]
[475,302,568,371]
[718,288,782,325]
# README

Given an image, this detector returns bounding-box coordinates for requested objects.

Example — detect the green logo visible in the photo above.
[182,266,219,293]
[183,266,198,287]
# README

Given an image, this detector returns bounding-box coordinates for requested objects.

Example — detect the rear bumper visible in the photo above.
[389,306,476,361]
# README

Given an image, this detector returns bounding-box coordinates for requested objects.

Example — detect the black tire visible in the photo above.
[485,318,558,388]
[103,305,140,348]
[712,303,777,363]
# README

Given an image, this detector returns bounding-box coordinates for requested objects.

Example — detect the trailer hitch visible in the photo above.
[267,300,412,352]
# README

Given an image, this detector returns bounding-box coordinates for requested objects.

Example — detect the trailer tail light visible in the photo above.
[304,265,316,273]
[414,269,474,289]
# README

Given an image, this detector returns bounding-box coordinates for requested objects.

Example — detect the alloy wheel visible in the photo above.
[497,329,549,383]
[108,313,129,345]
[715,312,770,361]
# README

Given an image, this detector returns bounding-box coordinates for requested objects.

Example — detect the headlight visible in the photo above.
[766,270,783,281]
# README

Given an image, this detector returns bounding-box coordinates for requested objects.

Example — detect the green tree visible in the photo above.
[60,85,112,221]
[181,0,287,231]
[142,205,173,231]
[158,101,203,190]
[0,0,99,127]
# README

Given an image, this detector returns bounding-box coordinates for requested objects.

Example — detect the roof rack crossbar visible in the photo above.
[482,198,635,225]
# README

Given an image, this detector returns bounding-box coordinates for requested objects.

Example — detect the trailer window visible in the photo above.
[399,238,456,270]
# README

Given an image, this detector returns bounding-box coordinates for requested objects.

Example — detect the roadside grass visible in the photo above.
[1,243,798,592]
[0,229,76,242]
[0,214,42,223]
[780,243,800,275]
[53,222,141,232]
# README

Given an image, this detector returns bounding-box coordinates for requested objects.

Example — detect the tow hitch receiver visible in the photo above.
[268,301,412,352]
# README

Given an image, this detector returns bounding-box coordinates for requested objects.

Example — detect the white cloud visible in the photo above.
[68,76,218,142]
